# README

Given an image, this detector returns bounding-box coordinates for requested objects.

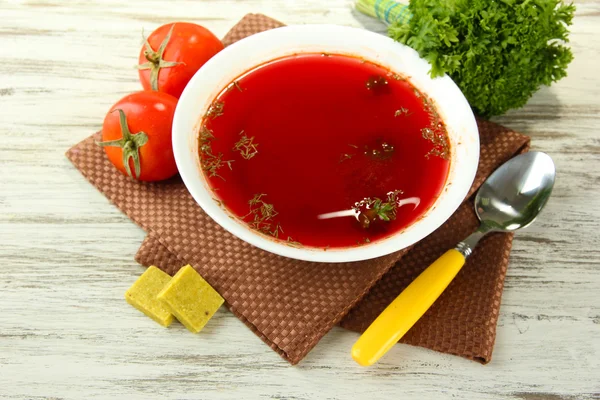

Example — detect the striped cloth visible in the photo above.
[357,0,412,25]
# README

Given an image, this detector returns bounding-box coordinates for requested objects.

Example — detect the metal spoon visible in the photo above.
[351,151,556,366]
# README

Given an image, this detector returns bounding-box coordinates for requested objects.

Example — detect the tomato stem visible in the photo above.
[97,109,148,179]
[136,24,182,91]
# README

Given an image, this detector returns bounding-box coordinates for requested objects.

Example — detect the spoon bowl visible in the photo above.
[476,151,556,232]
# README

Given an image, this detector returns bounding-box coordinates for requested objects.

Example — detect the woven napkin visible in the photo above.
[67,14,530,365]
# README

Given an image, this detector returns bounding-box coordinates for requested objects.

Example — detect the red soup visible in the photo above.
[198,53,450,249]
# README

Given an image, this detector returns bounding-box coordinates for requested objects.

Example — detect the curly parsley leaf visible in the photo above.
[389,0,575,117]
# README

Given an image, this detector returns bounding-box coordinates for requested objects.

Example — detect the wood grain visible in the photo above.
[0,1,598,399]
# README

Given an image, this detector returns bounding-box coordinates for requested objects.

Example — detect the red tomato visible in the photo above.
[138,22,224,98]
[99,91,178,182]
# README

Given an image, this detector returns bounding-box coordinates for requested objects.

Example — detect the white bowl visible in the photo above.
[173,24,479,263]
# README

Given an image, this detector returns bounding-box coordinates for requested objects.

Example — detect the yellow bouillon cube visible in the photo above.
[157,265,224,333]
[125,266,174,327]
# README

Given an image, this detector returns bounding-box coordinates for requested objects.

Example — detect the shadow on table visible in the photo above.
[491,86,565,135]
[351,8,387,34]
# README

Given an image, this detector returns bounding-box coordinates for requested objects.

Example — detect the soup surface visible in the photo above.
[198,53,450,249]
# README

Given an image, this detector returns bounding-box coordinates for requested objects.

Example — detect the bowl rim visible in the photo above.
[173,24,479,263]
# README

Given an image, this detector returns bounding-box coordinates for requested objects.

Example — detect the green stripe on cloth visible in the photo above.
[357,0,412,25]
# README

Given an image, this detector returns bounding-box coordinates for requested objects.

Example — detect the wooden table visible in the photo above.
[1,1,598,399]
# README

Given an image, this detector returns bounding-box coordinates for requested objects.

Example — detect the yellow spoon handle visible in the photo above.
[351,249,466,366]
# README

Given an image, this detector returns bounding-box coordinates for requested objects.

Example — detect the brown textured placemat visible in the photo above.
[67,14,530,365]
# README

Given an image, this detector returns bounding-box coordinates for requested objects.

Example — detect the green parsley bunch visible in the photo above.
[388,0,575,117]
